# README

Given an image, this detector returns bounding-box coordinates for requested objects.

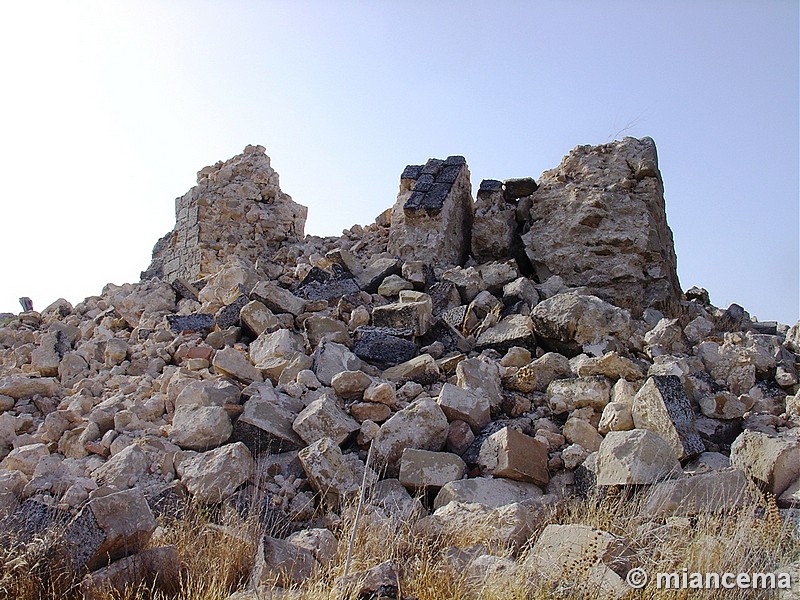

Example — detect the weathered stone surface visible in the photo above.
[292,395,360,446]
[371,398,449,477]
[165,313,215,334]
[354,328,418,367]
[456,357,502,410]
[212,347,263,384]
[547,376,611,415]
[0,497,71,549]
[531,293,632,356]
[574,351,644,381]
[477,426,549,486]
[170,405,232,451]
[505,352,571,393]
[522,137,682,316]
[563,417,603,452]
[298,437,375,507]
[304,315,350,348]
[371,299,432,337]
[143,145,307,283]
[698,391,754,420]
[93,445,150,489]
[437,383,491,433]
[65,487,157,571]
[232,398,303,454]
[357,257,402,294]
[286,528,339,566]
[503,177,538,200]
[176,442,254,503]
[80,545,180,598]
[414,501,539,550]
[252,535,319,587]
[595,429,682,486]
[312,341,362,386]
[250,281,306,316]
[382,354,440,385]
[0,376,62,399]
[331,370,372,400]
[398,448,466,490]
[471,182,516,262]
[250,328,305,365]
[433,477,544,510]
[297,264,360,302]
[730,431,800,497]
[239,300,279,336]
[598,401,634,434]
[1,443,49,476]
[644,317,688,356]
[631,375,704,460]
[388,156,473,267]
[525,524,632,580]
[642,469,755,516]
[475,314,535,352]
[106,279,177,328]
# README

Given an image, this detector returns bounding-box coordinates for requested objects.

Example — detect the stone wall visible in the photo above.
[143,145,307,284]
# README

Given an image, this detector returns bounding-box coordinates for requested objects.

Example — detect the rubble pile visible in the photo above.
[0,137,798,598]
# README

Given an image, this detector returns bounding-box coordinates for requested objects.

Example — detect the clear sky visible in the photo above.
[1,1,798,325]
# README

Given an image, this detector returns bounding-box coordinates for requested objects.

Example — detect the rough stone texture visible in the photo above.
[250,281,306,317]
[531,293,632,356]
[252,535,319,587]
[574,351,644,381]
[371,398,449,477]
[80,545,180,598]
[292,395,360,446]
[65,488,157,572]
[382,354,440,385]
[595,429,682,486]
[354,328,418,367]
[631,375,704,460]
[433,477,544,510]
[0,376,62,399]
[521,137,681,316]
[547,376,611,415]
[456,357,503,410]
[398,448,466,490]
[388,156,474,267]
[730,431,800,497]
[471,181,516,262]
[170,405,232,451]
[642,469,755,516]
[371,299,432,337]
[232,398,304,454]
[437,383,491,434]
[212,347,263,384]
[505,352,571,393]
[176,442,254,503]
[143,145,307,283]
[525,524,632,580]
[298,437,375,507]
[475,314,536,352]
[477,426,550,486]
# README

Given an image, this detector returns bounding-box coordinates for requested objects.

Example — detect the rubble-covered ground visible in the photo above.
[0,139,798,600]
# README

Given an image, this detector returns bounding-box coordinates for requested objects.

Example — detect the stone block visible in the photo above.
[298,437,375,507]
[436,382,491,433]
[730,430,800,497]
[595,429,682,486]
[176,442,254,504]
[211,347,262,384]
[398,448,466,490]
[433,477,543,510]
[371,300,432,337]
[292,395,360,446]
[642,469,755,517]
[250,281,306,316]
[382,354,440,385]
[80,545,180,598]
[477,427,549,487]
[232,398,303,454]
[354,328,418,367]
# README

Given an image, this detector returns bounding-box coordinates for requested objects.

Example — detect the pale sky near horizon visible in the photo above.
[1,2,798,325]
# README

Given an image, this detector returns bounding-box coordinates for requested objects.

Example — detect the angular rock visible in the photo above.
[312,341,362,386]
[165,313,215,334]
[0,376,62,400]
[521,137,682,316]
[598,401,634,434]
[239,300,279,336]
[631,375,704,460]
[642,469,755,517]
[357,257,402,294]
[212,347,263,384]
[477,426,549,486]
[371,299,432,337]
[354,327,418,367]
[64,487,157,571]
[286,528,339,566]
[250,281,306,317]
[563,417,603,452]
[398,448,466,490]
[730,430,800,497]
[547,376,611,415]
[456,357,502,410]
[471,181,516,262]
[475,314,535,352]
[595,429,682,486]
[371,398,449,477]
[80,545,180,598]
[304,315,350,348]
[433,477,543,510]
[298,437,375,507]
[252,535,319,587]
[176,442,254,503]
[292,395,360,446]
[382,354,440,385]
[170,405,232,451]
[297,264,360,303]
[574,351,645,381]
[250,328,305,365]
[331,370,372,400]
[505,352,571,393]
[232,398,304,454]
[437,382,491,434]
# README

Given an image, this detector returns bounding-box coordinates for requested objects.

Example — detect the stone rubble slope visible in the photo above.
[0,137,798,597]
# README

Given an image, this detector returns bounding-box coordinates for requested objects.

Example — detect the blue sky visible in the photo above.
[1,1,798,325]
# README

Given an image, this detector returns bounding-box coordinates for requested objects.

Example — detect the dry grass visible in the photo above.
[0,486,797,600]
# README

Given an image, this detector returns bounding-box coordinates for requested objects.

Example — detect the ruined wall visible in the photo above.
[142,145,307,283]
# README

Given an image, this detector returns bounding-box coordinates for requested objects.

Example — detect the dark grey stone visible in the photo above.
[357,258,402,294]
[651,375,705,459]
[421,158,444,176]
[444,155,467,166]
[436,164,462,184]
[165,313,215,334]
[413,173,435,192]
[478,179,503,193]
[354,328,418,367]
[400,165,423,180]
[297,265,360,303]
[215,294,249,330]
[428,280,461,317]
[503,177,538,201]
[0,497,70,550]
[422,319,472,355]
[441,305,468,331]
[170,278,200,301]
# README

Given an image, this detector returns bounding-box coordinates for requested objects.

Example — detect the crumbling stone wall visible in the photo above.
[387,156,473,267]
[143,145,307,283]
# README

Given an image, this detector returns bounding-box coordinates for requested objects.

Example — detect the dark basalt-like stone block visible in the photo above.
[165,313,215,334]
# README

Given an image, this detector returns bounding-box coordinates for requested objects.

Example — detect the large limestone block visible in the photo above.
[252,535,320,588]
[298,437,375,507]
[436,383,491,433]
[730,430,800,497]
[398,448,466,490]
[0,376,62,400]
[595,429,682,486]
[371,300,432,337]
[471,180,517,262]
[170,405,232,451]
[312,341,362,386]
[631,375,704,460]
[505,352,571,393]
[525,524,632,580]
[250,282,306,317]
[371,398,449,477]
[292,395,360,446]
[642,469,755,517]
[250,328,305,365]
[64,488,157,571]
[521,137,682,316]
[382,354,440,385]
[478,426,550,486]
[232,398,303,454]
[530,293,632,356]
[547,376,611,415]
[212,347,263,384]
[456,357,502,410]
[176,442,254,503]
[388,156,474,267]
[80,545,180,598]
[433,477,543,510]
